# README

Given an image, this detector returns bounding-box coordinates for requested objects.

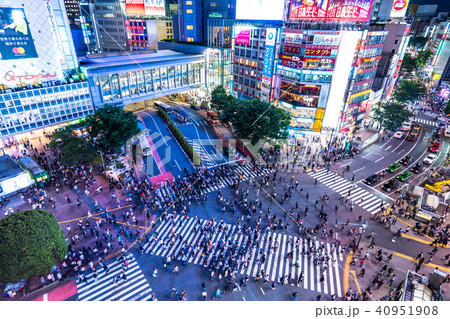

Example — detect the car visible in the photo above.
[381,180,399,192]
[397,170,413,182]
[429,142,441,153]
[386,162,402,173]
[407,134,416,141]
[434,131,442,140]
[411,129,419,136]
[401,123,411,131]
[400,155,412,165]
[423,154,437,164]
[393,132,404,138]
[411,163,423,173]
[190,103,200,110]
[363,174,381,186]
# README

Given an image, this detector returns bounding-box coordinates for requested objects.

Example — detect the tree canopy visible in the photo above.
[393,80,427,104]
[445,100,450,115]
[401,53,417,73]
[415,50,432,69]
[222,99,291,144]
[211,85,236,111]
[372,101,413,131]
[0,209,67,284]
[86,104,140,152]
[409,37,428,49]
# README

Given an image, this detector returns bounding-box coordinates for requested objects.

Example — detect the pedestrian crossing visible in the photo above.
[76,254,154,301]
[412,117,439,127]
[153,164,272,206]
[186,137,215,168]
[143,214,343,297]
[308,168,389,215]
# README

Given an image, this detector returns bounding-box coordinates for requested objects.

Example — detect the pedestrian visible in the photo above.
[215,288,222,299]
[201,290,207,301]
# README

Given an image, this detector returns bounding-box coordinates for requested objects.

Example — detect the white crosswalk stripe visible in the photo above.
[143,214,343,296]
[412,117,438,127]
[186,137,215,168]
[76,254,153,301]
[152,164,272,208]
[309,168,389,214]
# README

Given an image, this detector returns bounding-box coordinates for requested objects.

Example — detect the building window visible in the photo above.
[187,37,194,42]
[186,9,193,13]
[187,25,193,30]
[186,1,192,4]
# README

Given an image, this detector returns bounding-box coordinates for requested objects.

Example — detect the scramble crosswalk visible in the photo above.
[153,164,272,206]
[412,117,439,127]
[186,137,216,168]
[143,214,343,296]
[76,253,154,301]
[308,168,389,215]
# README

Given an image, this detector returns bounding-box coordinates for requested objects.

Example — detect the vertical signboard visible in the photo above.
[390,0,409,18]
[262,28,276,82]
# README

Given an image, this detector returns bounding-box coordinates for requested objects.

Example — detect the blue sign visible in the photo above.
[262,28,277,82]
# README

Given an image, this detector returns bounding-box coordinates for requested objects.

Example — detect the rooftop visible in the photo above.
[79,50,204,70]
[0,155,27,182]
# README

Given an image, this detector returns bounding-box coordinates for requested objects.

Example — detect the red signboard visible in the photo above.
[288,0,373,22]
[283,45,333,56]
[125,0,145,15]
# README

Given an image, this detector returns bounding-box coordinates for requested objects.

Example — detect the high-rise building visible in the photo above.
[92,0,128,52]
[176,0,236,43]
[0,0,93,141]
[430,21,450,84]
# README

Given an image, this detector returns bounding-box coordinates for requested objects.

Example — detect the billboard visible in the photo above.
[125,0,165,16]
[390,0,409,18]
[288,0,373,22]
[0,1,64,89]
[0,7,38,60]
[235,27,251,45]
[236,0,285,20]
[262,28,276,82]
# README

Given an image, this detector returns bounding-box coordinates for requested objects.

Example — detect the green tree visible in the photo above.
[0,209,67,284]
[372,101,413,131]
[87,104,140,152]
[445,100,450,115]
[415,49,432,68]
[224,99,291,144]
[49,127,101,167]
[410,36,428,49]
[393,80,427,104]
[401,53,417,73]
[211,85,236,111]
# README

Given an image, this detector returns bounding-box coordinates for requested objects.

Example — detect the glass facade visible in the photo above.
[86,61,205,104]
[0,82,93,138]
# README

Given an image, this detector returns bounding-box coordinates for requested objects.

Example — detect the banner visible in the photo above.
[262,28,276,82]
[125,0,165,16]
[125,0,145,15]
[390,0,409,18]
[280,54,335,70]
[235,27,251,45]
[288,0,373,22]
[0,7,38,60]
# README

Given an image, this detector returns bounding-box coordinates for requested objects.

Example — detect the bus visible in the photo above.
[445,126,450,138]
[154,101,173,114]
[207,110,219,124]
[138,134,152,157]
[17,156,49,184]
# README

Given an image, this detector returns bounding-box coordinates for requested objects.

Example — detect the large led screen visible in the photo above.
[236,0,285,20]
[289,0,374,22]
[0,7,38,60]
[125,0,165,16]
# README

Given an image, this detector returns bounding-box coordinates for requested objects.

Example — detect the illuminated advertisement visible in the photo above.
[312,32,341,45]
[289,0,329,20]
[125,0,165,16]
[262,28,276,82]
[0,1,64,89]
[235,27,251,45]
[288,0,373,22]
[304,47,332,56]
[280,54,335,70]
[236,0,285,20]
[125,0,145,15]
[0,7,38,60]
[390,0,409,18]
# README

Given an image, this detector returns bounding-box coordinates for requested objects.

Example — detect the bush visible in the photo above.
[156,106,201,165]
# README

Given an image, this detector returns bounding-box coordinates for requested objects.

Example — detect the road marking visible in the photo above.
[374,157,384,163]
[362,153,371,158]
[350,270,362,296]
[398,149,406,154]
[243,297,246,301]
[353,167,365,173]
[394,252,450,273]
[385,145,393,151]
[260,287,265,295]
[343,251,353,295]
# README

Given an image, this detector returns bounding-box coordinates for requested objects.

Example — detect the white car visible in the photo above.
[393,132,404,138]
[400,124,411,131]
[423,154,437,165]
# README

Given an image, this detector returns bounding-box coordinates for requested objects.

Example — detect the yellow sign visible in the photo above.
[350,89,371,100]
